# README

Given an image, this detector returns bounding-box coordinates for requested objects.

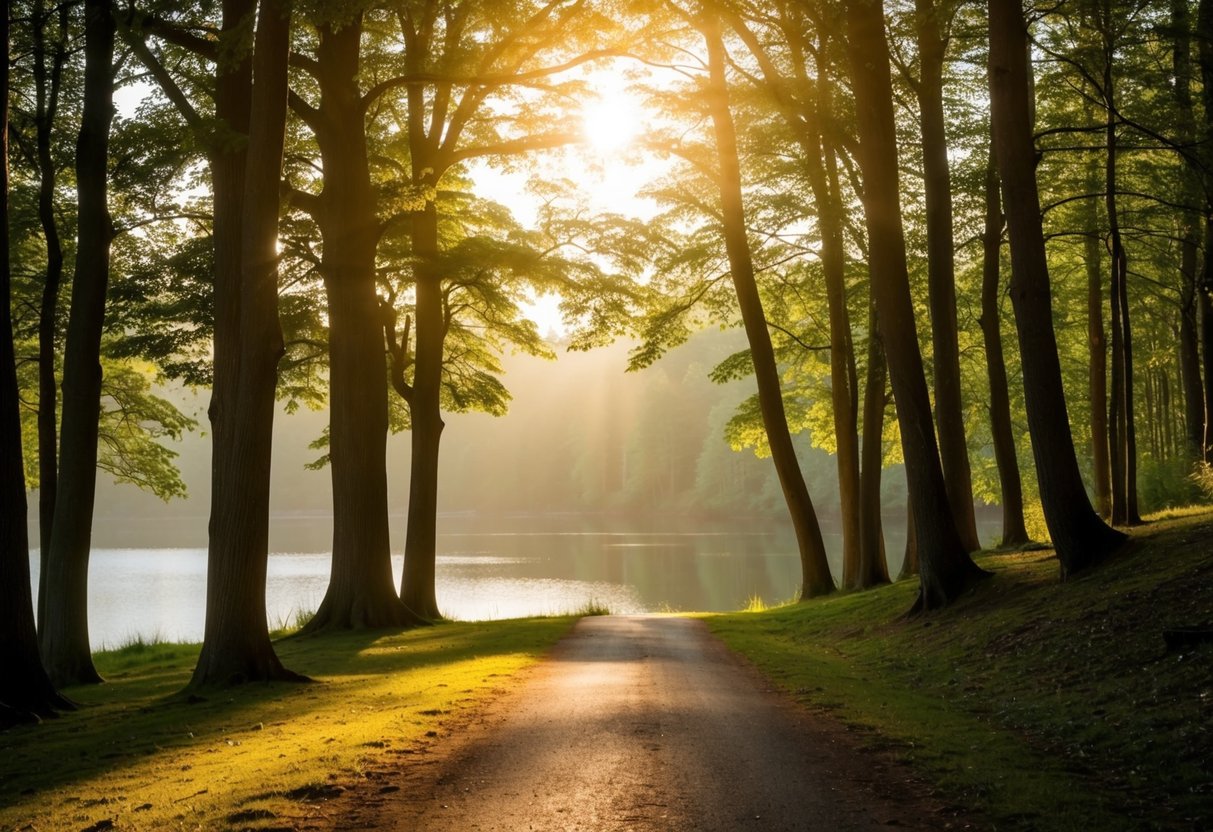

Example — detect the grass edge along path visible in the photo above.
[0,615,576,831]
[709,506,1213,832]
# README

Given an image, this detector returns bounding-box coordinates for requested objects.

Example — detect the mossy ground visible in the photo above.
[708,506,1213,831]
[0,617,574,831]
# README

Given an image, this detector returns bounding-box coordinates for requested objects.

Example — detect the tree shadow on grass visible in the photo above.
[0,616,573,817]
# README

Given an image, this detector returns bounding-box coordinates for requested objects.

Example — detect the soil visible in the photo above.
[323,616,981,831]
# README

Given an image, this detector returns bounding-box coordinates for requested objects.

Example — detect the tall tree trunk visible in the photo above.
[914,0,981,553]
[1196,0,1213,462]
[400,202,446,619]
[846,0,986,610]
[1202,287,1213,461]
[0,3,70,723]
[987,0,1125,575]
[1083,132,1112,519]
[1108,231,1126,521]
[979,147,1028,547]
[200,0,252,676]
[33,0,68,629]
[1102,42,1141,525]
[816,86,861,590]
[726,12,859,589]
[303,18,418,632]
[39,0,114,687]
[1161,366,1169,457]
[191,0,302,687]
[858,300,890,586]
[702,15,834,598]
[1173,0,1206,461]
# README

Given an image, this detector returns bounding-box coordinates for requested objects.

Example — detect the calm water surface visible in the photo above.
[28,514,934,650]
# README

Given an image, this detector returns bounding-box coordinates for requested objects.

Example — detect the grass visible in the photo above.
[0,616,575,831]
[708,508,1213,831]
[571,597,613,617]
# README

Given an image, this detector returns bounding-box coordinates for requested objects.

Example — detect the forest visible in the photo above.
[1,0,1212,793]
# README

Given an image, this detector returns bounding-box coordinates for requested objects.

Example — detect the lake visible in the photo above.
[27,513,932,650]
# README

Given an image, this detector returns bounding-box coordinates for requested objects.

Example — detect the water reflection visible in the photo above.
[26,513,955,650]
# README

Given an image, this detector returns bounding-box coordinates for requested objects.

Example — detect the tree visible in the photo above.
[190,0,303,687]
[1169,0,1205,461]
[987,0,1125,575]
[909,0,981,552]
[285,11,421,631]
[38,0,114,687]
[845,0,987,609]
[978,147,1028,546]
[725,3,869,589]
[700,9,834,598]
[385,0,622,618]
[0,0,70,725]
[27,0,70,624]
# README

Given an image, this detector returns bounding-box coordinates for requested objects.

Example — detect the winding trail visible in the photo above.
[337,616,972,831]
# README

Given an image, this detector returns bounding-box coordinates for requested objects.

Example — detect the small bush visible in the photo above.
[1139,457,1203,513]
[1188,460,1213,502]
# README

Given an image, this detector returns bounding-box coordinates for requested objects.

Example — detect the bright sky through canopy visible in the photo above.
[581,76,642,153]
[478,66,668,339]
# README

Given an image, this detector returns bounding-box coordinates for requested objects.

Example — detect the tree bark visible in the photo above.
[725,11,859,590]
[1102,35,1141,525]
[0,3,71,723]
[400,202,446,619]
[979,147,1028,547]
[858,300,890,586]
[914,0,981,553]
[987,0,1125,575]
[702,14,834,599]
[191,0,303,687]
[846,0,986,610]
[815,82,861,590]
[1080,120,1113,519]
[1196,0,1213,462]
[39,0,114,687]
[1173,0,1205,460]
[32,0,68,630]
[302,17,419,632]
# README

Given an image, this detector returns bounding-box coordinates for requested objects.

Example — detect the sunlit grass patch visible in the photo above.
[743,593,768,613]
[709,508,1213,832]
[0,616,574,831]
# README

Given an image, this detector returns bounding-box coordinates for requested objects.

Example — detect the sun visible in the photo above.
[581,80,642,154]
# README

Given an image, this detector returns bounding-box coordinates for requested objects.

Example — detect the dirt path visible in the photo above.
[334,616,974,831]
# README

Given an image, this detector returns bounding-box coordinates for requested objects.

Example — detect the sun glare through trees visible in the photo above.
[2,1,1211,830]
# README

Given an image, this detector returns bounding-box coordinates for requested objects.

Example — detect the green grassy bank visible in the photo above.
[0,616,575,831]
[709,507,1213,831]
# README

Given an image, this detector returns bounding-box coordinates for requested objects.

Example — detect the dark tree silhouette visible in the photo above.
[289,14,422,632]
[702,11,834,598]
[846,0,987,609]
[912,0,981,553]
[987,0,1125,575]
[978,147,1028,547]
[39,0,114,688]
[0,2,71,725]
[191,0,304,687]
